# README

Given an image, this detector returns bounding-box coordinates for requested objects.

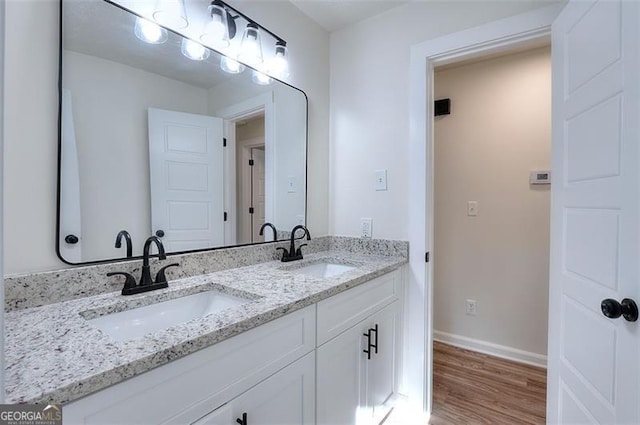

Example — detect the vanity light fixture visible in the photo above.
[200,1,234,48]
[152,0,188,29]
[204,0,289,79]
[134,17,168,44]
[181,39,210,61]
[238,23,263,68]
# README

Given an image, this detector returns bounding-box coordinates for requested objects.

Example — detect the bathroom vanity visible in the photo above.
[4,237,408,425]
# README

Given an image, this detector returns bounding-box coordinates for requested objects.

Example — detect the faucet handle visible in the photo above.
[107,272,138,291]
[295,244,308,256]
[155,263,180,284]
[276,247,289,260]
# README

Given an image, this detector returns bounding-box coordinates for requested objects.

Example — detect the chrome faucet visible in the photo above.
[107,235,179,296]
[259,222,278,241]
[277,225,311,262]
[115,230,133,258]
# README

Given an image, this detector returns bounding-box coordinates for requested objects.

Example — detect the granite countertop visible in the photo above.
[5,250,407,405]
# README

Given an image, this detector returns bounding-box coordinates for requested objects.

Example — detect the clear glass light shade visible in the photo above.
[220,56,246,74]
[152,0,188,29]
[134,17,168,44]
[268,42,289,78]
[200,4,230,48]
[238,23,263,68]
[181,39,210,61]
[252,70,272,85]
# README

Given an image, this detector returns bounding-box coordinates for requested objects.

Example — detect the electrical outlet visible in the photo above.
[361,218,373,239]
[466,299,477,316]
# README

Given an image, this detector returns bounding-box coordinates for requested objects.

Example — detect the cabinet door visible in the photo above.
[366,301,399,424]
[317,321,369,425]
[229,352,315,425]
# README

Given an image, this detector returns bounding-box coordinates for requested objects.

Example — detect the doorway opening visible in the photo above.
[430,46,550,423]
[235,114,266,244]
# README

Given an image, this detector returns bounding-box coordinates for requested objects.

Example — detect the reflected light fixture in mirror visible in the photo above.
[200,1,233,48]
[181,39,210,61]
[238,23,263,68]
[153,0,189,29]
[221,56,246,74]
[252,70,272,85]
[134,17,168,44]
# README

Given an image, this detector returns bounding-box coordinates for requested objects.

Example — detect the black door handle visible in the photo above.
[64,234,79,244]
[363,330,372,360]
[236,412,247,425]
[155,230,165,238]
[601,298,638,322]
[370,324,379,354]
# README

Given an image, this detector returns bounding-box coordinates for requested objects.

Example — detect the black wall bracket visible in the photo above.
[434,99,451,116]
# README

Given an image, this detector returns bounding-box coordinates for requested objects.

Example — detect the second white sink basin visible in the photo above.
[292,262,356,279]
[87,290,250,342]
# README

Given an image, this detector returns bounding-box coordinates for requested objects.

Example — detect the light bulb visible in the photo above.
[238,23,263,68]
[200,3,230,48]
[221,56,246,74]
[181,39,210,61]
[252,70,272,85]
[268,41,289,78]
[134,17,168,44]
[153,0,188,29]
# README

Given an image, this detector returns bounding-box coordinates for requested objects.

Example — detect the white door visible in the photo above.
[148,108,224,252]
[548,0,640,423]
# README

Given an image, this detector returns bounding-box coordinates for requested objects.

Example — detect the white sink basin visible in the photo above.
[87,290,250,342]
[292,262,356,279]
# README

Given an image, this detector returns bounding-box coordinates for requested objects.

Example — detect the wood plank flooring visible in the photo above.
[429,341,547,425]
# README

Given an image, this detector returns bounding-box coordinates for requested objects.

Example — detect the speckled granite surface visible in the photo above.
[5,240,407,405]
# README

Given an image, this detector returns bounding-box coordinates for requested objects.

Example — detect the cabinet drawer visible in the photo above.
[316,270,399,346]
[64,305,316,425]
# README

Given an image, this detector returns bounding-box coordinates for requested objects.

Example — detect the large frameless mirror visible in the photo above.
[57,0,308,264]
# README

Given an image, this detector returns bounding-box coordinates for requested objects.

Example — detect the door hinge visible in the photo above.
[249,207,254,214]
[249,159,254,166]
[425,252,430,263]
[224,212,228,222]
[223,138,227,147]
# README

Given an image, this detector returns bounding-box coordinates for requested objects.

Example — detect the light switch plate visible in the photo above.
[287,176,296,193]
[374,169,387,191]
[467,201,478,216]
[361,218,373,238]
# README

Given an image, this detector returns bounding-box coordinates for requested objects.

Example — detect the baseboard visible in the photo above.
[433,331,547,368]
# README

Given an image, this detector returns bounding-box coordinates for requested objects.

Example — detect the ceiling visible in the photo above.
[288,0,410,32]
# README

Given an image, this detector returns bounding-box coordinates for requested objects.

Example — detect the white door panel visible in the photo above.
[548,0,639,423]
[148,108,224,252]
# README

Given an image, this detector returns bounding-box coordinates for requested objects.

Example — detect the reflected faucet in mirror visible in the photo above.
[259,222,278,241]
[114,230,133,258]
[277,225,311,262]
[107,236,180,296]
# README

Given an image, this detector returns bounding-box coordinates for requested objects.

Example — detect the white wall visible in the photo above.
[3,0,328,275]
[63,50,209,261]
[433,48,551,357]
[329,1,560,240]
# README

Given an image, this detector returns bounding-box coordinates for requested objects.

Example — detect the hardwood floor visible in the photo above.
[429,341,547,425]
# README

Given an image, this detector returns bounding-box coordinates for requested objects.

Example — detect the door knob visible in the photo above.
[601,298,638,322]
[155,230,165,237]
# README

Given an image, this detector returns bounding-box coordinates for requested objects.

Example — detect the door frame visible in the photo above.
[407,3,564,415]
[216,93,275,246]
[238,138,266,244]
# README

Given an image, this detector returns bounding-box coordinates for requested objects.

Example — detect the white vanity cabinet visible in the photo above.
[63,269,403,425]
[316,270,401,425]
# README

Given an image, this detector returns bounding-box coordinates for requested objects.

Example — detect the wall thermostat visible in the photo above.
[530,170,551,185]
